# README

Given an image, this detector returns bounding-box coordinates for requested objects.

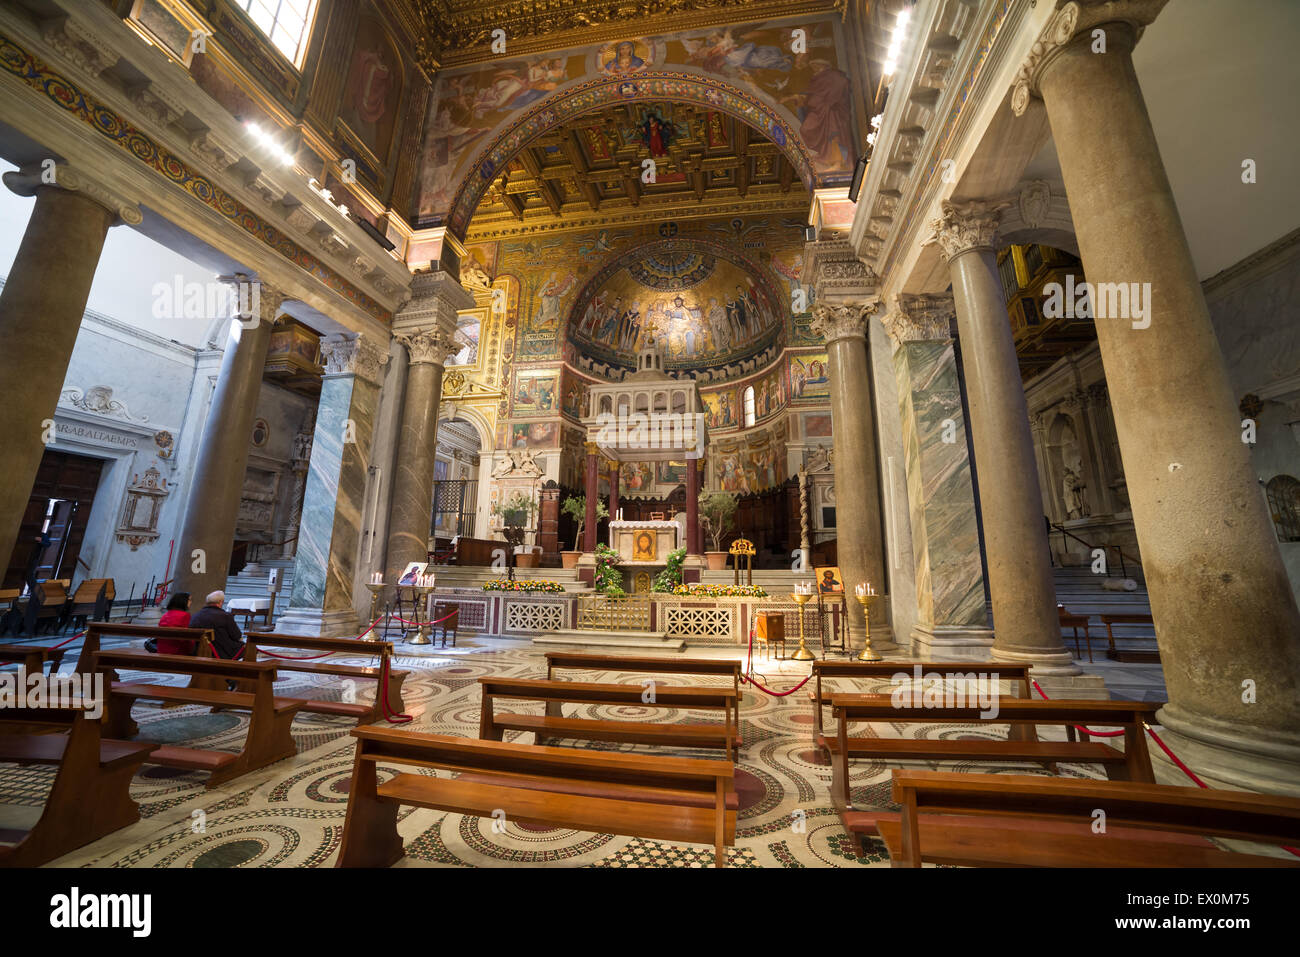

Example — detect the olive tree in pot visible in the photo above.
[699,491,738,571]
[560,494,609,568]
[492,492,538,573]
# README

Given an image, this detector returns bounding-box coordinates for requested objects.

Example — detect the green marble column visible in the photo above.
[887,294,992,654]
[278,333,388,636]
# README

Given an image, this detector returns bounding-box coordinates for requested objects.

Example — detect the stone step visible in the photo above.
[530,629,685,651]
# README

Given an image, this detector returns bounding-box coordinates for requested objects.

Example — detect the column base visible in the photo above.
[909,623,996,659]
[275,607,362,639]
[132,606,164,626]
[1154,704,1300,797]
[991,645,1083,677]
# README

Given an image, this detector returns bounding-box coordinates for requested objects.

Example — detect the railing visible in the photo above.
[576,595,653,632]
[1045,517,1143,579]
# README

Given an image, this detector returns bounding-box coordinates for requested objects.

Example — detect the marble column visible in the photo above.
[0,164,141,574]
[1018,0,1300,791]
[608,465,620,520]
[686,456,701,556]
[352,338,407,608]
[810,302,892,647]
[930,201,1076,674]
[278,333,388,636]
[171,277,286,601]
[583,443,599,552]
[384,270,471,585]
[886,294,993,655]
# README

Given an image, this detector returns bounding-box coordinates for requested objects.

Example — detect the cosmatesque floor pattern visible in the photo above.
[2,637,1153,868]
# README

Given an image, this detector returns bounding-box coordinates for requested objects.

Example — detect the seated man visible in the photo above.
[189,590,244,660]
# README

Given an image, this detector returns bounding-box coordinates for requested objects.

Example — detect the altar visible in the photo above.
[609,518,683,565]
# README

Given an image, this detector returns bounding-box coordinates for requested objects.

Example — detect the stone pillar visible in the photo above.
[0,164,141,574]
[1017,0,1300,791]
[583,443,599,552]
[686,456,701,556]
[384,270,471,585]
[810,302,893,648]
[930,201,1076,674]
[278,333,388,636]
[353,338,407,606]
[171,277,286,601]
[608,465,620,520]
[885,294,993,655]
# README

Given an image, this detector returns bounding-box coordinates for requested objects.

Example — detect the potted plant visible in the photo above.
[492,492,538,569]
[560,494,609,568]
[699,491,737,571]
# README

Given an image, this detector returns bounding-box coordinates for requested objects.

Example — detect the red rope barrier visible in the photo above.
[48,630,86,650]
[1030,679,1126,737]
[739,624,814,697]
[256,648,334,661]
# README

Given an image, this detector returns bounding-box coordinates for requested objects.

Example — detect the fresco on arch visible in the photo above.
[414,15,857,223]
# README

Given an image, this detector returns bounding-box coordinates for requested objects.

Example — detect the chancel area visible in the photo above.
[0,0,1299,875]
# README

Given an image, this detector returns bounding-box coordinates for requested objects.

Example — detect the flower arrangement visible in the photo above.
[653,547,687,592]
[672,583,769,598]
[593,543,623,593]
[482,579,565,593]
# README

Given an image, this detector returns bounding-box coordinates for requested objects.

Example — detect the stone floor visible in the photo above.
[0,636,1176,867]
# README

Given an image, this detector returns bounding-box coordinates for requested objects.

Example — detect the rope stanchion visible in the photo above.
[739,624,814,698]
[1029,678,1125,737]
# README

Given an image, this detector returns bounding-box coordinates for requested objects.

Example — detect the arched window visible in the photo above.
[235,0,320,67]
[742,386,756,428]
[1266,475,1300,542]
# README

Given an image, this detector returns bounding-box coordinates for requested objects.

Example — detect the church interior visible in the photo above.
[1,0,1299,886]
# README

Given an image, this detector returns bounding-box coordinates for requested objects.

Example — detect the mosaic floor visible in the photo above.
[1,636,1167,868]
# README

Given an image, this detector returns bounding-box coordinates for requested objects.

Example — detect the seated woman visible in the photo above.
[155,592,193,654]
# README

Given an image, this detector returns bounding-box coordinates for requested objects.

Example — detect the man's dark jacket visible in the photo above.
[189,604,244,659]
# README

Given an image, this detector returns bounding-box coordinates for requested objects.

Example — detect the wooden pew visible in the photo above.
[480,677,740,759]
[244,632,407,722]
[78,621,221,695]
[1101,613,1159,662]
[337,727,736,867]
[827,694,1159,811]
[544,650,744,709]
[67,578,114,630]
[25,579,69,635]
[90,650,305,787]
[0,644,66,675]
[1058,605,1095,661]
[0,703,156,867]
[881,770,1300,867]
[807,660,1032,737]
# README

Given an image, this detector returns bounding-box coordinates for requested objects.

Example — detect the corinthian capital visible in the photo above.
[884,294,956,343]
[3,162,142,226]
[217,273,284,328]
[320,332,390,385]
[1011,0,1170,116]
[399,328,457,367]
[809,301,878,344]
[927,200,1009,261]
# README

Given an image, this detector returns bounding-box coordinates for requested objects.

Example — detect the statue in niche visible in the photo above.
[1063,466,1090,520]
[806,444,833,472]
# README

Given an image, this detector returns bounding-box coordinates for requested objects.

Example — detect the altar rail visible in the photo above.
[426,588,848,645]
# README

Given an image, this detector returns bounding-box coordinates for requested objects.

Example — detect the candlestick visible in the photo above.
[855,583,882,662]
[789,590,815,661]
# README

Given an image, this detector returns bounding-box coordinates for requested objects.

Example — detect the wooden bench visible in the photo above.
[1101,613,1159,662]
[807,661,1032,737]
[67,578,114,630]
[90,650,305,787]
[1058,605,1095,661]
[0,643,66,675]
[25,579,69,635]
[880,770,1300,867]
[826,694,1160,817]
[337,727,736,867]
[480,677,740,759]
[0,703,156,867]
[544,651,744,708]
[245,632,407,722]
[78,621,221,695]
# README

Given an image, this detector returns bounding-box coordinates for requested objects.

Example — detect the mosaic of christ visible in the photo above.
[570,245,783,369]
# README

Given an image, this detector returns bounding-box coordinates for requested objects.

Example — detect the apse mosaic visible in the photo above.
[416,15,855,224]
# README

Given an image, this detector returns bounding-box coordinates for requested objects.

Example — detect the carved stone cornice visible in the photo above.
[399,329,458,367]
[884,294,956,343]
[38,15,119,77]
[927,200,1010,261]
[1011,0,1170,117]
[319,333,389,385]
[392,268,474,340]
[802,237,879,302]
[2,162,142,226]
[809,302,880,345]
